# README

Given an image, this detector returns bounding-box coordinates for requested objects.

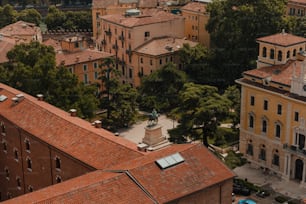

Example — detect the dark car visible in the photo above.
[256,190,270,198]
[233,184,251,196]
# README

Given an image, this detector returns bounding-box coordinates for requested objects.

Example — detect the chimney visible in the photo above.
[93,120,102,128]
[36,94,44,101]
[69,109,77,117]
[12,97,19,105]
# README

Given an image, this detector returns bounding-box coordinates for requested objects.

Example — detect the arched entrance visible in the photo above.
[295,159,304,181]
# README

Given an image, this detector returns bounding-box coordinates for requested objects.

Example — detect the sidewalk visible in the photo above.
[233,163,306,201]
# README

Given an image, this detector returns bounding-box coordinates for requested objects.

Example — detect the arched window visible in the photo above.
[0,121,5,135]
[262,119,267,133]
[2,140,7,152]
[278,51,282,61]
[293,49,297,56]
[16,177,21,188]
[272,149,279,166]
[249,113,255,129]
[275,123,281,138]
[26,157,32,170]
[287,51,290,58]
[14,149,18,161]
[25,139,30,152]
[259,144,266,161]
[5,167,9,179]
[55,157,61,170]
[270,49,275,59]
[247,140,253,156]
[56,175,62,183]
[262,47,267,57]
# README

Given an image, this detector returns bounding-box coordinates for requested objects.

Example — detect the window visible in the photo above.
[278,51,282,61]
[14,149,18,161]
[5,167,9,179]
[275,123,281,138]
[140,58,143,63]
[25,139,30,152]
[94,72,98,80]
[249,114,254,129]
[2,140,7,152]
[270,49,275,59]
[150,59,153,65]
[55,157,61,170]
[122,67,125,76]
[83,74,88,84]
[250,96,255,106]
[294,112,299,122]
[16,177,21,189]
[287,51,290,58]
[93,62,98,69]
[293,49,296,56]
[262,119,267,133]
[263,100,268,110]
[128,32,131,39]
[7,192,12,199]
[159,59,162,65]
[1,121,5,135]
[28,185,33,192]
[247,141,253,156]
[56,175,62,183]
[277,104,282,115]
[144,31,150,38]
[74,42,79,48]
[68,67,74,73]
[272,150,279,166]
[129,68,132,78]
[259,145,266,161]
[83,64,88,72]
[26,157,32,170]
[262,47,267,57]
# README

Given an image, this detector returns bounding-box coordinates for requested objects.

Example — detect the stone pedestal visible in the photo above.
[142,125,166,146]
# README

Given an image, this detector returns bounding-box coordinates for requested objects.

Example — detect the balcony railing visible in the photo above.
[283,143,306,157]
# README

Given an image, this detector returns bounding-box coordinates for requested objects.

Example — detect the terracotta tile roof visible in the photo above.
[0,36,16,63]
[0,21,40,37]
[256,32,306,46]
[0,83,145,170]
[101,9,184,27]
[181,2,207,13]
[43,38,62,53]
[243,60,301,86]
[55,49,114,66]
[2,143,234,204]
[109,143,235,203]
[135,37,198,55]
[92,0,116,8]
[2,170,154,204]
[288,0,306,5]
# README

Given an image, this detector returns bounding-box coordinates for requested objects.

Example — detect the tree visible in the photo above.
[169,83,230,147]
[206,0,287,86]
[98,57,138,130]
[138,62,187,112]
[0,4,17,28]
[223,85,241,129]
[3,42,98,119]
[17,8,42,25]
[45,5,65,30]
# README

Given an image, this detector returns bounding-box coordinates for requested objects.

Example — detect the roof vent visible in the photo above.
[12,94,24,105]
[36,94,44,101]
[69,109,77,117]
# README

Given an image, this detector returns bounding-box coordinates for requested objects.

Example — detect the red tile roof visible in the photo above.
[288,0,306,5]
[55,49,114,66]
[181,2,207,13]
[0,36,16,63]
[92,0,157,8]
[0,21,40,37]
[0,83,145,170]
[2,143,234,204]
[256,32,306,46]
[135,37,198,55]
[243,60,301,86]
[43,38,62,53]
[101,9,184,27]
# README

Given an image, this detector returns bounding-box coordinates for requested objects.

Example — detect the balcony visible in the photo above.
[283,143,306,157]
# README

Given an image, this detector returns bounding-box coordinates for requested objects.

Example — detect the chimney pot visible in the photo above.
[93,120,102,128]
[69,109,77,117]
[36,94,44,101]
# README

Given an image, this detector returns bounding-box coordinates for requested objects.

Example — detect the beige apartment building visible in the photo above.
[236,31,306,187]
[181,0,211,48]
[96,9,185,87]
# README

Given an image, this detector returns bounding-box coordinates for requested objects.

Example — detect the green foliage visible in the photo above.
[169,83,230,146]
[0,4,17,28]
[206,0,287,86]
[45,6,92,30]
[2,42,98,119]
[17,8,42,25]
[223,85,241,128]
[224,150,247,169]
[138,63,187,112]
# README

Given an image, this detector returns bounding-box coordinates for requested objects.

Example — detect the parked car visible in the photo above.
[256,190,270,198]
[233,183,251,196]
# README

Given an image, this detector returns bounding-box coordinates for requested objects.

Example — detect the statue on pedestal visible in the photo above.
[147,109,159,127]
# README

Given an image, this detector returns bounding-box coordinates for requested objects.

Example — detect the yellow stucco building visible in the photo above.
[236,31,306,186]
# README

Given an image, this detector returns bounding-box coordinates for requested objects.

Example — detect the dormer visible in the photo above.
[291,61,306,97]
[256,30,306,69]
